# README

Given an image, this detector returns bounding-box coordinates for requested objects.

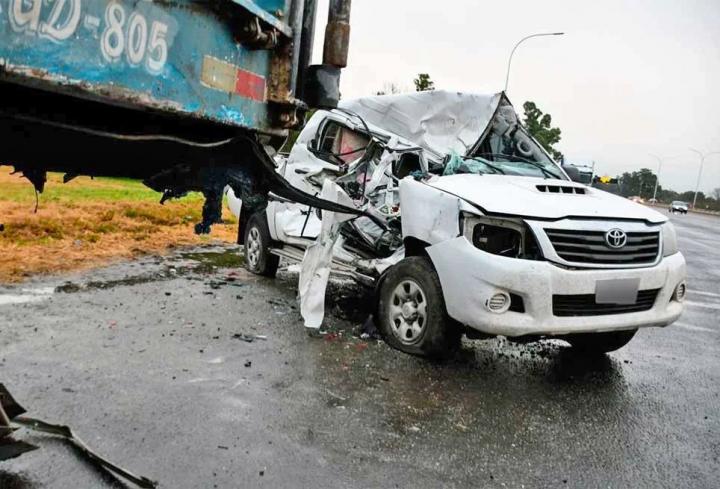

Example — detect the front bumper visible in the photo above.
[426,237,686,337]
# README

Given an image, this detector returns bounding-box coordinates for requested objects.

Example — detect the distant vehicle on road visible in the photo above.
[669,201,689,214]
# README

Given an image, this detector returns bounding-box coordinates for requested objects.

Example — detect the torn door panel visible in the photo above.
[298,180,358,328]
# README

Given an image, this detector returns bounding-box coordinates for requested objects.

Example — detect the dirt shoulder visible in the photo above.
[0,168,237,283]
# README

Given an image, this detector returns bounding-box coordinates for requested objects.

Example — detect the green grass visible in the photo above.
[3,172,205,204]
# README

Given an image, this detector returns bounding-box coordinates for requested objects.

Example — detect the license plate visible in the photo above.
[595,278,640,304]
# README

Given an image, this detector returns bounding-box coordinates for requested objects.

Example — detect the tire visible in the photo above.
[243,212,279,277]
[565,329,637,354]
[377,257,461,359]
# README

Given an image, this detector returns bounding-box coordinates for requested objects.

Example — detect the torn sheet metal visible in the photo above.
[0,384,26,420]
[0,383,157,488]
[399,178,462,245]
[14,416,158,488]
[289,112,430,326]
[0,383,37,462]
[299,180,358,328]
[340,90,503,160]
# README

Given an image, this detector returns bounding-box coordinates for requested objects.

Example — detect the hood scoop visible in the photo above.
[536,184,586,195]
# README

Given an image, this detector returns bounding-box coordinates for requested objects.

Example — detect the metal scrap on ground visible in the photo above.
[232,333,268,342]
[0,383,157,488]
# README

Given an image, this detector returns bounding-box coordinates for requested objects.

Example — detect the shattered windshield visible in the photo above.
[443,153,506,176]
[470,101,566,180]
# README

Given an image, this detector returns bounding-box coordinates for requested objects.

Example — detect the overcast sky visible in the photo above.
[312,0,720,194]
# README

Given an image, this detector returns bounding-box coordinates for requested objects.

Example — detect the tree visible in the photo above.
[713,188,720,201]
[522,101,563,162]
[617,168,659,198]
[413,73,435,92]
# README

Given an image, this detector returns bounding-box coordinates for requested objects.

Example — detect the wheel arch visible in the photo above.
[403,236,431,258]
[237,204,251,245]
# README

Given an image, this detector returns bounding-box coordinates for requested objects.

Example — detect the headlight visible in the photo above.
[662,221,678,256]
[462,214,542,260]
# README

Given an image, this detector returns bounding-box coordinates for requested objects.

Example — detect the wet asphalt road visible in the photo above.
[1,212,718,489]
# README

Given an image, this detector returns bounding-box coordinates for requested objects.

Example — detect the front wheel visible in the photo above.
[243,213,279,277]
[564,329,637,353]
[377,257,460,359]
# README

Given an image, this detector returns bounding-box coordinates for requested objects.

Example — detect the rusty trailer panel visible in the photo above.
[0,0,298,133]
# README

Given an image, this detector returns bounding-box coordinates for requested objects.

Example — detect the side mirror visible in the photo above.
[562,164,585,183]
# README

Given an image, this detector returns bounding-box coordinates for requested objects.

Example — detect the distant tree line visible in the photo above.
[616,168,720,211]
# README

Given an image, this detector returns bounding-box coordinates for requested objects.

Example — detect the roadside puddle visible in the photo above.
[52,246,247,294]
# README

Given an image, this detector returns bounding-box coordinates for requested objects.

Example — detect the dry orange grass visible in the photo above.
[0,168,237,283]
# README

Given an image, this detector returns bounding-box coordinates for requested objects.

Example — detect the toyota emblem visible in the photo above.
[605,228,627,249]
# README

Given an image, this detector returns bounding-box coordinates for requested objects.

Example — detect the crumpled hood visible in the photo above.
[428,174,667,223]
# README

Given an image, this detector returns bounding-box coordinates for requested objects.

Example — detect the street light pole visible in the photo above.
[690,148,720,209]
[649,153,670,202]
[504,32,564,92]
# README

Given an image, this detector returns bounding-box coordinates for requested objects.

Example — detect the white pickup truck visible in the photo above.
[228,91,686,358]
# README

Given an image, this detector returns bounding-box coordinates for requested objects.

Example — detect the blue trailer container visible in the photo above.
[0,0,356,233]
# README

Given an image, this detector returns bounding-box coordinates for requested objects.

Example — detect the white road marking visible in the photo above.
[674,322,716,333]
[684,300,720,310]
[0,287,54,306]
[21,287,55,295]
[689,290,720,299]
[0,295,47,306]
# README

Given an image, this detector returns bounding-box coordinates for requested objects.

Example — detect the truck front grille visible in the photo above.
[552,289,660,316]
[545,229,660,265]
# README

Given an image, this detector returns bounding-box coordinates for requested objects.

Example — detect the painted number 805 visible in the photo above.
[101,2,168,74]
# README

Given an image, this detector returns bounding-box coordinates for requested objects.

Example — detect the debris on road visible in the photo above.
[0,383,157,488]
[1,384,38,462]
[232,333,268,343]
[357,315,380,340]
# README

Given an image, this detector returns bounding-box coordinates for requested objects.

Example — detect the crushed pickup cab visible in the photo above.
[228,90,687,358]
